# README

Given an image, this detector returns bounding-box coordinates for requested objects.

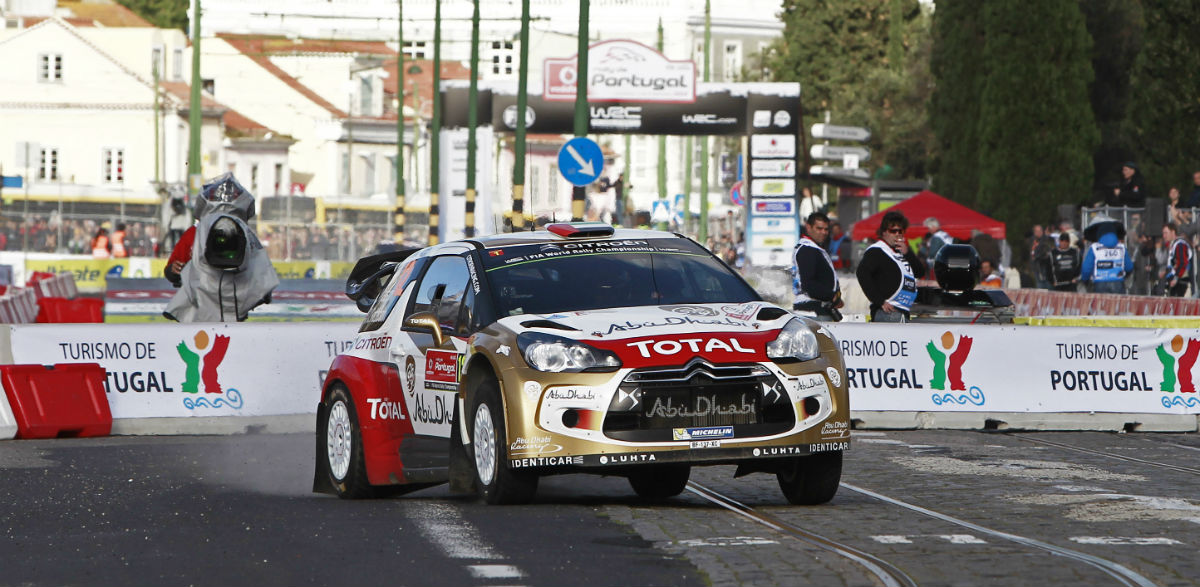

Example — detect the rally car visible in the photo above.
[314,223,849,505]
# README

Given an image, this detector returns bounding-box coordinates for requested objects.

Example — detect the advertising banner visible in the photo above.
[544,40,696,103]
[823,324,1200,415]
[8,323,359,419]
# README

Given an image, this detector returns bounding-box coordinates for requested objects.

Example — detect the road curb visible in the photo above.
[850,410,1199,432]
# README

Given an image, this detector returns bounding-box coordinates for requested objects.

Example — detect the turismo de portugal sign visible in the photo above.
[544,39,697,103]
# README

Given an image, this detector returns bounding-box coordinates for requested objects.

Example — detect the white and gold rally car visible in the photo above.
[314,223,849,504]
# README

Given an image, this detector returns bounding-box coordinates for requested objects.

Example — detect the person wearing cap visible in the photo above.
[791,211,843,321]
[1049,233,1081,292]
[1113,162,1147,208]
[1081,220,1134,294]
[856,210,925,322]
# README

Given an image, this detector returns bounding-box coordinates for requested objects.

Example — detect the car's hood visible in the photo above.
[495,302,794,367]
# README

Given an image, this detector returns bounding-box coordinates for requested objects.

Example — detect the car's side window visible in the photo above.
[411,255,472,333]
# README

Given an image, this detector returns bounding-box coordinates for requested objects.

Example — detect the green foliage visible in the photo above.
[928,0,984,208]
[1079,0,1144,198]
[116,0,189,32]
[976,0,1098,249]
[1127,0,1200,197]
[770,0,931,180]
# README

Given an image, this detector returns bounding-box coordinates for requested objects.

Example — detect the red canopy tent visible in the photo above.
[849,190,1005,241]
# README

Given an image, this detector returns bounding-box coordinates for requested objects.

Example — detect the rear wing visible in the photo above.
[345,248,420,312]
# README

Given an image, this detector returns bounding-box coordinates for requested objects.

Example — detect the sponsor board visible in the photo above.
[544,40,696,103]
[424,350,460,391]
[751,233,795,250]
[750,198,794,216]
[749,134,796,158]
[750,217,797,235]
[750,178,796,197]
[750,159,796,178]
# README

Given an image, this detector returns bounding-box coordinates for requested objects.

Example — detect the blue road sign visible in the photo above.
[557,137,604,187]
[1,176,23,188]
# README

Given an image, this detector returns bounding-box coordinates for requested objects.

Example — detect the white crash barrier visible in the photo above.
[824,323,1200,415]
[4,323,359,422]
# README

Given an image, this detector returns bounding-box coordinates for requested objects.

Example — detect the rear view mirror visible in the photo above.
[403,311,444,347]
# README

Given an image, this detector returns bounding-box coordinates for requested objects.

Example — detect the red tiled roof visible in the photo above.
[217,34,349,118]
[380,57,472,115]
[159,81,225,113]
[56,0,151,27]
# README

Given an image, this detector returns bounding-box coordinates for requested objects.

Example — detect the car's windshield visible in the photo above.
[480,237,760,317]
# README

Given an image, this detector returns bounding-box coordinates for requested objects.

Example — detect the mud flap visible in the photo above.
[312,401,336,495]
[448,395,476,495]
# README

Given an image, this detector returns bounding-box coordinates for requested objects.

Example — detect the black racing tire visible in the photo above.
[470,379,538,505]
[777,451,842,505]
[628,465,691,500]
[324,386,375,499]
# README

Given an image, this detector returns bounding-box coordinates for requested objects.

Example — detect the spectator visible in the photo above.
[1113,162,1147,208]
[111,223,128,258]
[1050,233,1082,292]
[969,229,1001,269]
[856,210,924,323]
[791,211,842,321]
[1028,224,1054,289]
[1161,222,1193,297]
[979,259,1003,288]
[922,217,953,269]
[1188,171,1200,208]
[90,226,111,259]
[1167,187,1183,224]
[827,222,849,271]
[1081,221,1133,294]
[1133,232,1158,296]
[798,186,825,221]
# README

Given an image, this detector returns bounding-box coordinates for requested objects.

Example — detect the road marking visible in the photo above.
[672,536,780,547]
[466,564,524,579]
[1071,537,1184,546]
[871,534,986,545]
[404,502,502,560]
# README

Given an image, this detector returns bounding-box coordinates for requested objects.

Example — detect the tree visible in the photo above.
[928,0,985,208]
[770,0,930,180]
[976,0,1098,251]
[1126,0,1200,199]
[1079,0,1144,203]
[117,0,189,32]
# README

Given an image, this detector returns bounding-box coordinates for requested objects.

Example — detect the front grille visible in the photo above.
[603,359,795,441]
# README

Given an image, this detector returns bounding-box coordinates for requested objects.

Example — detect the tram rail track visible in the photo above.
[1008,433,1200,476]
[688,477,1159,587]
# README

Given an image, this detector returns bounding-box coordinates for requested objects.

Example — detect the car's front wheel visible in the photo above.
[777,451,842,505]
[628,465,691,500]
[471,379,538,504]
[324,385,374,499]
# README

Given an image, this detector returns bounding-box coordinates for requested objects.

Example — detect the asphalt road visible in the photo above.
[2,429,1198,587]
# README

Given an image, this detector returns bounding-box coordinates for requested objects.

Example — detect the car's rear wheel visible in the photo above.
[471,379,538,505]
[324,386,374,499]
[628,465,691,500]
[777,451,842,505]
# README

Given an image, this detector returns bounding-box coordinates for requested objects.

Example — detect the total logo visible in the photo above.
[367,398,406,420]
[626,337,755,358]
[177,329,243,410]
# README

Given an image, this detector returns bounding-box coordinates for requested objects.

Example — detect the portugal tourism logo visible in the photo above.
[176,330,243,410]
[1155,335,1200,408]
[925,331,985,406]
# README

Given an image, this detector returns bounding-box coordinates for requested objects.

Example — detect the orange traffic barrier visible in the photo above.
[0,364,111,438]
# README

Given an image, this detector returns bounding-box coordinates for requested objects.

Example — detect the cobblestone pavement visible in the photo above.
[602,429,1200,587]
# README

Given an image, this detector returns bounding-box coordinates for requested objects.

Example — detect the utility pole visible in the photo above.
[465,0,480,237]
[511,0,531,231]
[570,0,589,221]
[655,19,667,231]
[698,0,711,243]
[394,0,406,242]
[428,0,442,245]
[188,0,202,197]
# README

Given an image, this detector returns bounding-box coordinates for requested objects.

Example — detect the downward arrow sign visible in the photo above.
[566,145,596,177]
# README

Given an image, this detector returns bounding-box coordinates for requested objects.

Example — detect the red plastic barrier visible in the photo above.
[1,363,111,438]
[35,297,104,323]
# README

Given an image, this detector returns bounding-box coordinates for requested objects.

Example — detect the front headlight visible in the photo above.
[766,318,821,362]
[517,332,622,373]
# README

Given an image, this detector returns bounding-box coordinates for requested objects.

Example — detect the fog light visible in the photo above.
[803,397,821,418]
[562,408,580,428]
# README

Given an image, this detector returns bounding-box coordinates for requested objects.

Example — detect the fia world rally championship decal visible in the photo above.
[176,330,243,410]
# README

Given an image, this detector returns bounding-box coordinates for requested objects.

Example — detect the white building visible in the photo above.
[0,2,291,225]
